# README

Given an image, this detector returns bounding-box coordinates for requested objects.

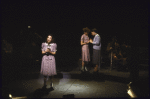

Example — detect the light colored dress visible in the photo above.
[81,34,90,62]
[40,42,57,76]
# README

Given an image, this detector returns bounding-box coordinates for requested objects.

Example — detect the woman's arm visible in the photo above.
[42,49,48,54]
[42,49,56,55]
[49,51,56,55]
[81,41,88,45]
[41,43,47,54]
[81,35,89,45]
[49,44,57,55]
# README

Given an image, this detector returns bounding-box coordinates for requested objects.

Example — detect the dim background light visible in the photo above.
[28,26,31,28]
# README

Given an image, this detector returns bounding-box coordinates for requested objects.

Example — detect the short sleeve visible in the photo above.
[53,43,57,52]
[81,35,84,42]
[41,43,45,51]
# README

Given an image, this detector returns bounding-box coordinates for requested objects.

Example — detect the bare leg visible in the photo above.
[50,76,54,82]
[94,65,98,72]
[82,61,84,67]
[49,76,54,87]
[44,76,47,86]
[81,61,84,71]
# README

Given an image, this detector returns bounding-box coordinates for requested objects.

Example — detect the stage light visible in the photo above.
[28,26,31,28]
[9,94,12,98]
[9,94,27,99]
[127,82,137,98]
[127,89,137,98]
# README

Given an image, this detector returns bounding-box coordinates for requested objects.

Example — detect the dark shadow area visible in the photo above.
[80,72,130,84]
[1,51,41,84]
[15,73,40,81]
[138,65,149,71]
[9,72,63,82]
[1,87,13,98]
[56,46,81,72]
[128,76,149,98]
[104,74,130,84]
[54,72,63,78]
[1,86,27,98]
[63,94,75,98]
[78,71,95,81]
[58,71,129,84]
[27,87,54,98]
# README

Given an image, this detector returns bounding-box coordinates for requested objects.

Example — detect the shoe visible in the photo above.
[46,77,49,81]
[44,79,47,86]
[94,67,98,72]
[51,82,53,87]
[81,67,84,71]
[85,67,88,71]
[50,82,53,87]
[42,85,47,89]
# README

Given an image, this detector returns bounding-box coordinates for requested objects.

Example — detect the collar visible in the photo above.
[45,42,53,46]
[45,42,48,45]
[94,34,98,38]
[95,34,99,37]
[84,34,88,36]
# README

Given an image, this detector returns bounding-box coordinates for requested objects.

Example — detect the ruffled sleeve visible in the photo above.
[41,43,45,51]
[53,43,57,52]
[81,34,84,42]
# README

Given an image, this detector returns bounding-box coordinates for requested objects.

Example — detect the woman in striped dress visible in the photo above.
[80,27,90,72]
[40,34,57,88]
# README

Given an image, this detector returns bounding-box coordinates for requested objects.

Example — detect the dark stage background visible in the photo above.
[1,0,148,83]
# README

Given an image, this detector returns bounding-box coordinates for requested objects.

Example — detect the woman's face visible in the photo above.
[84,32,88,35]
[47,35,52,43]
[91,32,95,36]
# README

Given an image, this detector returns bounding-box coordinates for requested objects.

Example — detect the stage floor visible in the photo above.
[2,66,149,98]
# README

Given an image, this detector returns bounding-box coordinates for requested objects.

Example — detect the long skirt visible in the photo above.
[93,49,101,68]
[82,45,90,62]
[40,55,57,76]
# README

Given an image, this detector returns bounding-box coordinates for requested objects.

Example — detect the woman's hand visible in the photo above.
[48,48,51,52]
[45,48,50,53]
[49,51,56,55]
[89,39,93,43]
[86,41,90,44]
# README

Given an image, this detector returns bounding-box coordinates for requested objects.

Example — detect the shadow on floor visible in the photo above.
[58,71,130,84]
[78,71,130,84]
[27,87,54,98]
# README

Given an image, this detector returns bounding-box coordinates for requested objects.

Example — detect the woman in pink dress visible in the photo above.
[40,34,57,88]
[80,27,90,72]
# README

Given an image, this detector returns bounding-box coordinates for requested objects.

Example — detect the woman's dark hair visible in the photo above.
[91,28,98,33]
[45,34,55,43]
[83,27,90,33]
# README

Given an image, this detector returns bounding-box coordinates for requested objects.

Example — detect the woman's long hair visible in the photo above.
[45,34,55,43]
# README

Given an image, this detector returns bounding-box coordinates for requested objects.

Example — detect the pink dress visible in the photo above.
[81,34,90,62]
[40,42,57,76]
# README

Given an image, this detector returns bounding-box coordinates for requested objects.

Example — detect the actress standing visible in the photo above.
[80,27,90,72]
[40,34,57,88]
[89,28,101,72]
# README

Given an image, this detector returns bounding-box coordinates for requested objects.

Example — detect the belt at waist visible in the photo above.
[43,52,55,56]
